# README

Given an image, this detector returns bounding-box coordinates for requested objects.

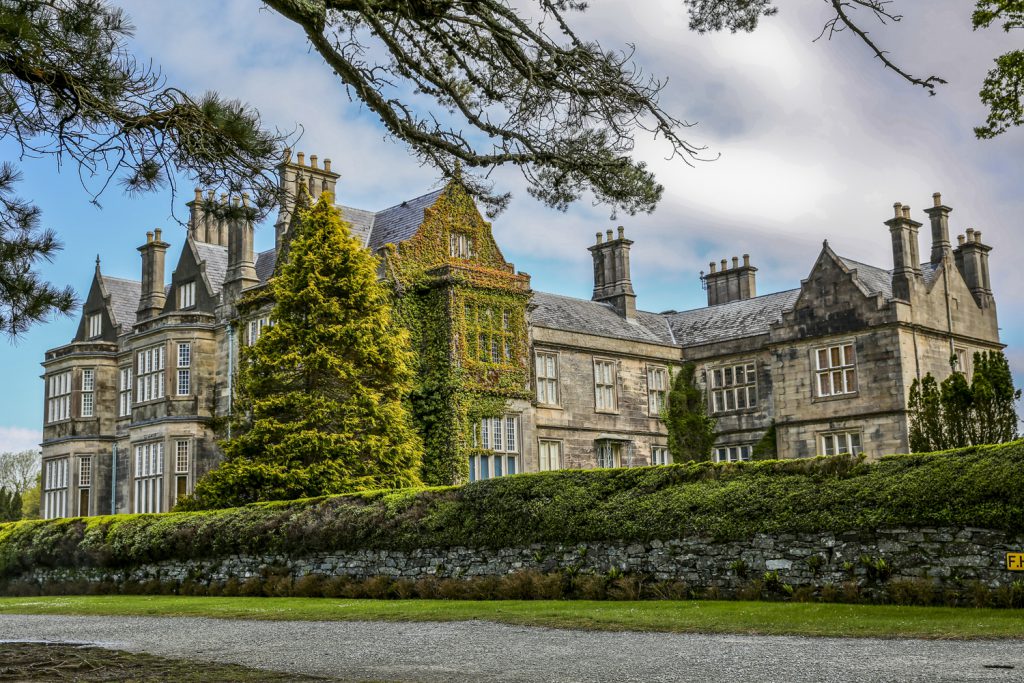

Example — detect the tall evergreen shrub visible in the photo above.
[181,193,423,509]
[908,350,1021,452]
[663,363,716,462]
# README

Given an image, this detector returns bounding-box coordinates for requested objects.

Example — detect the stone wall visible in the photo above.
[11,527,1023,596]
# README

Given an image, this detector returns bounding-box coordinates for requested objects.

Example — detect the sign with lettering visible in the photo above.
[1007,553,1024,571]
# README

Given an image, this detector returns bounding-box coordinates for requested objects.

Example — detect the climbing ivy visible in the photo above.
[385,181,532,485]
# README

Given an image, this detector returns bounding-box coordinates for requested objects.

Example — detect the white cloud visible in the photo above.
[0,427,41,453]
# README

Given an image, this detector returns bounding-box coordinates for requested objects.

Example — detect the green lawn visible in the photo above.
[1,595,1023,639]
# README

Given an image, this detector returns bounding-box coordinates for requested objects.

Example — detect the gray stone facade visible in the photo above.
[40,151,1004,518]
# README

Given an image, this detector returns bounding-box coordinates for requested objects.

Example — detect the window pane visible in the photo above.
[735,366,745,384]
[845,369,857,393]
[713,369,722,388]
[507,456,516,475]
[748,386,758,406]
[819,373,831,396]
[724,367,733,385]
[843,344,855,365]
[817,349,828,370]
[736,389,746,409]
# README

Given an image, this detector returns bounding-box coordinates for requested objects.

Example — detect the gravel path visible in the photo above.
[1,614,1022,682]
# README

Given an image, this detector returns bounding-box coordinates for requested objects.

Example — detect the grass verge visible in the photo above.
[0,642,325,681]
[1,596,1023,639]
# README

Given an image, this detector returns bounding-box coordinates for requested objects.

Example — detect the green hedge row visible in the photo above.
[2,441,1022,580]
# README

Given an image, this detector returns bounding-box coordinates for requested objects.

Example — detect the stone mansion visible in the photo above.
[39,151,1003,518]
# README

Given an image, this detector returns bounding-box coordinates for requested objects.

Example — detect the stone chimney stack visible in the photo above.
[225,194,259,300]
[588,226,636,320]
[275,148,340,250]
[953,227,993,308]
[701,253,757,306]
[924,191,953,264]
[885,202,923,301]
[137,228,169,320]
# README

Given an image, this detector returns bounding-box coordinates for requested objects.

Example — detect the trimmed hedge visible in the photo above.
[2,441,1023,580]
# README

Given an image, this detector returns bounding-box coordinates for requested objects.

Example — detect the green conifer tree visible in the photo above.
[663,363,716,462]
[182,193,423,509]
[907,349,1020,452]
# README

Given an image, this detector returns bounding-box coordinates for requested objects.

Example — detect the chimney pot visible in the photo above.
[241,193,250,207]
[974,230,982,243]
[966,228,975,239]
[617,226,624,239]
[732,256,739,268]
[153,228,162,241]
[283,147,292,163]
[146,231,153,243]
[902,205,911,219]
[595,232,603,244]
[957,234,965,246]
[310,154,318,169]
[605,229,613,241]
[233,196,241,208]
[206,189,215,202]
[893,202,903,218]
[720,258,727,271]
[324,158,332,172]
[296,152,305,166]
[709,261,717,274]
[220,193,228,205]
[933,192,942,207]
[194,188,203,201]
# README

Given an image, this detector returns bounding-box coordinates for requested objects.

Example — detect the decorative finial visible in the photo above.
[95,254,101,272]
[823,239,829,248]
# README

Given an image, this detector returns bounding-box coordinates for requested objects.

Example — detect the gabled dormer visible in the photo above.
[163,236,226,315]
[773,241,893,341]
[74,258,140,342]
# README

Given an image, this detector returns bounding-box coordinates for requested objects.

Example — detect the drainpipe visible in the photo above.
[110,443,117,515]
[227,323,234,439]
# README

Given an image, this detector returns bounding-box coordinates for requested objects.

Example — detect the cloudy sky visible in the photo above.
[1,0,1021,451]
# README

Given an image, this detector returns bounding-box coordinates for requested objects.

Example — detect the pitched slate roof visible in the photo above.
[100,275,141,331]
[665,289,801,346]
[337,205,377,248]
[193,240,229,292]
[530,292,675,345]
[838,255,940,300]
[365,189,445,253]
[255,248,277,284]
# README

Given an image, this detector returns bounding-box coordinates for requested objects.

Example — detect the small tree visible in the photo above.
[908,350,1021,452]
[663,363,716,462]
[181,193,423,509]
[0,449,40,494]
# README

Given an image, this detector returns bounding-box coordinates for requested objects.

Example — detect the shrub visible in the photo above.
[2,441,1024,585]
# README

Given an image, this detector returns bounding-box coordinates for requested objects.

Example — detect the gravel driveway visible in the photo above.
[1,614,1022,682]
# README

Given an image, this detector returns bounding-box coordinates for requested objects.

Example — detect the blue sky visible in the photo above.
[1,1,1021,451]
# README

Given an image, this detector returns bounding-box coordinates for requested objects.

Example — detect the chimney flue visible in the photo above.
[704,254,757,306]
[137,229,169,320]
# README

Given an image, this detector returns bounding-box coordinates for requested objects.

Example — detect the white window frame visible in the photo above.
[79,455,92,487]
[469,415,520,481]
[42,457,68,519]
[178,280,196,309]
[535,351,559,406]
[135,344,165,403]
[596,441,622,468]
[819,431,863,456]
[714,445,752,463]
[133,442,165,514]
[449,232,474,258]
[247,316,270,346]
[594,359,617,412]
[647,366,668,415]
[652,446,672,466]
[176,342,191,396]
[815,343,857,397]
[46,371,71,423]
[119,366,132,417]
[538,439,562,471]
[173,440,191,506]
[710,361,758,413]
[87,312,102,338]
[80,368,95,418]
[954,347,972,379]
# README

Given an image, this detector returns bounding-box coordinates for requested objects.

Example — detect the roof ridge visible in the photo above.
[101,275,141,285]
[373,187,445,215]
[665,288,801,317]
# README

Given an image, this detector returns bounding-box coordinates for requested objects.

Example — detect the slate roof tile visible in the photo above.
[193,241,229,293]
[665,290,801,346]
[366,189,445,253]
[100,275,141,331]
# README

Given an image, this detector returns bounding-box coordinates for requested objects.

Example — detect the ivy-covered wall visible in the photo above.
[385,182,532,485]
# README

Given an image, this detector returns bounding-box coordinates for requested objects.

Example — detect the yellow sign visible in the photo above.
[1007,553,1024,571]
